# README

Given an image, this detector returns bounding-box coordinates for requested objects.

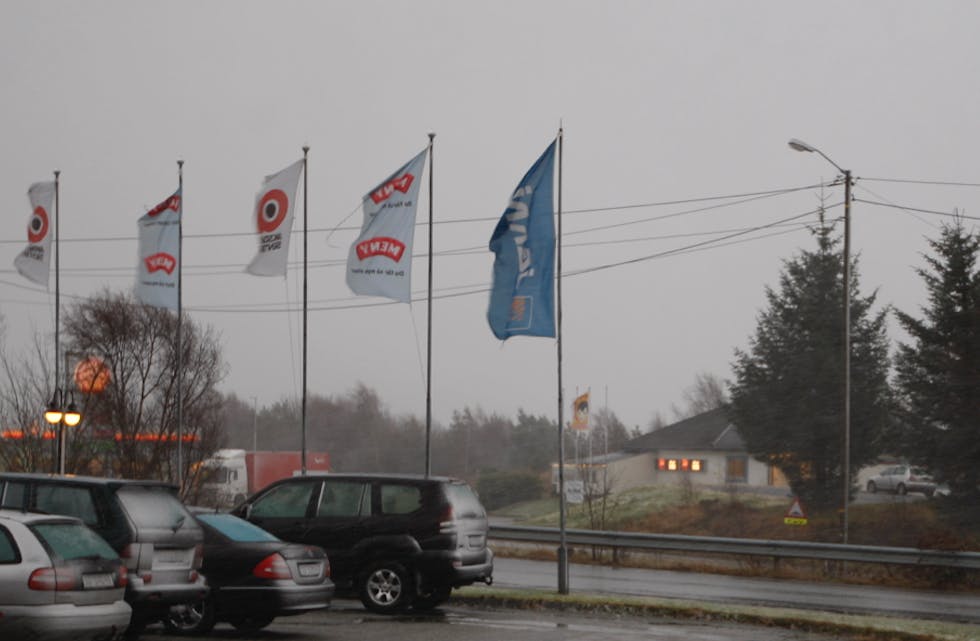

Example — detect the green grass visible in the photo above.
[495,484,786,530]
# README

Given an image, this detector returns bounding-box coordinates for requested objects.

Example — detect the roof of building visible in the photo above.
[622,407,746,454]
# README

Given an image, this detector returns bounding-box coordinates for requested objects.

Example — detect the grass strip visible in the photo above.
[454,586,980,641]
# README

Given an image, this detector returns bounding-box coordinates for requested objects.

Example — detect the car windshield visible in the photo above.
[116,485,193,531]
[198,513,278,542]
[33,522,118,561]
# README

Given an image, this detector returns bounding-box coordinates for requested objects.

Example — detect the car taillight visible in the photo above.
[28,567,78,591]
[117,565,128,588]
[192,544,204,570]
[439,506,457,533]
[121,544,151,583]
[253,553,291,580]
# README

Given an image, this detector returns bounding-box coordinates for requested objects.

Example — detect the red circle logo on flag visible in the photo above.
[256,189,289,233]
[28,206,49,243]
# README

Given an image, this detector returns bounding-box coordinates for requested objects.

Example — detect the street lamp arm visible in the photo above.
[788,138,847,175]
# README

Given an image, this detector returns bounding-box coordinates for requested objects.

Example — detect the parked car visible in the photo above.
[0,509,131,640]
[866,465,938,497]
[0,473,207,635]
[232,474,493,613]
[164,512,333,634]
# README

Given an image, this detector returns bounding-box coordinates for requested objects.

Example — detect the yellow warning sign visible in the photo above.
[784,498,808,526]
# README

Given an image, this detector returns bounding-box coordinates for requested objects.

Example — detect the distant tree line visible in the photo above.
[219,387,637,484]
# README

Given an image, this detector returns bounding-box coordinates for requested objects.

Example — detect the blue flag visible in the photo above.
[487,141,556,340]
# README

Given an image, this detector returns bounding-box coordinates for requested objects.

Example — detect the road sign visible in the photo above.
[784,497,808,526]
[565,480,584,504]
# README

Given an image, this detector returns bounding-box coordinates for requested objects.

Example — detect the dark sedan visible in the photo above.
[165,513,333,635]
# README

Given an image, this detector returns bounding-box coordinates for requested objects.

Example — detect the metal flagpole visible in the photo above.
[301,146,309,475]
[556,127,569,594]
[425,133,435,478]
[176,160,184,490]
[53,170,61,474]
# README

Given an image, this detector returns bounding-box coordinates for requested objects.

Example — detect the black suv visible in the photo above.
[0,473,207,635]
[232,473,493,612]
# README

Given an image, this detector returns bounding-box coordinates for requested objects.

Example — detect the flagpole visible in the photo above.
[425,133,435,478]
[176,160,184,490]
[556,127,569,594]
[53,170,62,473]
[301,146,309,475]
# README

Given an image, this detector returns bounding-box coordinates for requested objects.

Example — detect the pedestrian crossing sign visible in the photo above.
[784,498,808,526]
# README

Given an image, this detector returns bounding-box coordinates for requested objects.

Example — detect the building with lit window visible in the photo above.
[581,408,788,493]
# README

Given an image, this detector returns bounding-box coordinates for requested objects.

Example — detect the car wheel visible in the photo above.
[164,599,216,635]
[229,614,275,633]
[413,585,451,611]
[897,483,907,495]
[866,481,877,493]
[360,561,415,613]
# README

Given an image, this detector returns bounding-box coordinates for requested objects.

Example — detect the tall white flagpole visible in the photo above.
[53,170,62,473]
[176,159,184,490]
[425,133,435,477]
[301,146,309,474]
[556,126,568,594]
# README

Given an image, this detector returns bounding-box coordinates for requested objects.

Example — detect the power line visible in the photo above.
[0,182,826,246]
[188,208,821,314]
[855,198,980,222]
[861,177,980,188]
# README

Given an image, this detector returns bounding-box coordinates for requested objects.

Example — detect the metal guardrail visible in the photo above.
[489,524,980,570]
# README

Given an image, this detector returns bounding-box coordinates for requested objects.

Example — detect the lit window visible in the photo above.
[659,458,706,473]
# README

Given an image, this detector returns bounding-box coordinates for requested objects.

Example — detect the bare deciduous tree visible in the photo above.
[59,290,227,488]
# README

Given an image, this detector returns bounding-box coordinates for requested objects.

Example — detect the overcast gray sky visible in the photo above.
[2,1,979,432]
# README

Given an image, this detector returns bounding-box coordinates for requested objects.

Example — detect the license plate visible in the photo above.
[155,549,189,565]
[298,562,322,578]
[82,573,114,589]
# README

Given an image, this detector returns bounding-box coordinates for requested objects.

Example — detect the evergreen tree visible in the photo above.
[729,222,892,509]
[894,219,980,497]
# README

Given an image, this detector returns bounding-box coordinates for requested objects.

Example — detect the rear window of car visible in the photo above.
[380,484,422,515]
[116,485,193,531]
[33,522,118,561]
[0,526,19,563]
[444,482,485,519]
[198,513,278,542]
[36,484,99,526]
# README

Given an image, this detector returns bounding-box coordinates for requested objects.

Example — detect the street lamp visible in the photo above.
[44,388,81,474]
[788,138,852,544]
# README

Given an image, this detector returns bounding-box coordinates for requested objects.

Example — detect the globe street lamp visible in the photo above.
[788,138,852,544]
[44,389,81,474]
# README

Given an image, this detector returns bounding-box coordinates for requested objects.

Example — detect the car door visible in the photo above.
[882,466,901,492]
[244,479,321,544]
[301,479,372,584]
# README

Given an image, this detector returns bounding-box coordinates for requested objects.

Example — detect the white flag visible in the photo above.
[246,160,304,277]
[135,190,181,309]
[346,149,427,302]
[14,181,56,286]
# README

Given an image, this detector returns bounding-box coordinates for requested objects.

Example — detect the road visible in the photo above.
[141,599,846,641]
[492,556,980,623]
